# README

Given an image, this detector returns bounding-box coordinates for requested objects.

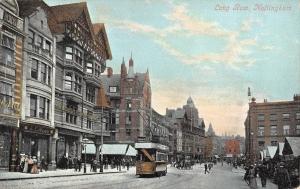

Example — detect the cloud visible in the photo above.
[261,45,274,50]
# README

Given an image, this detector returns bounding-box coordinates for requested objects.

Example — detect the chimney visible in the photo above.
[107,67,113,77]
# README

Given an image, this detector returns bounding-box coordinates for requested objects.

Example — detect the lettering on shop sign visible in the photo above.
[23,125,53,135]
[0,99,21,114]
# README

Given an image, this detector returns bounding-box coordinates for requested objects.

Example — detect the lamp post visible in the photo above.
[250,132,254,164]
[82,138,89,173]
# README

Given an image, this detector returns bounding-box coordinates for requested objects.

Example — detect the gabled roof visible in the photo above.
[285,137,300,156]
[93,23,112,60]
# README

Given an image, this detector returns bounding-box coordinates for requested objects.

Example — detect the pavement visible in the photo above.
[0,164,127,181]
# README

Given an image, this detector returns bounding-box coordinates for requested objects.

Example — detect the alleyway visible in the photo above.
[0,163,278,189]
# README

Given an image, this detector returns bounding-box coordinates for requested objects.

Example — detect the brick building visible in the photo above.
[245,95,300,162]
[0,0,24,171]
[224,139,240,157]
[100,57,151,144]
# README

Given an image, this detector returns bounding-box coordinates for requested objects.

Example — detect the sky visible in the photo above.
[45,0,300,136]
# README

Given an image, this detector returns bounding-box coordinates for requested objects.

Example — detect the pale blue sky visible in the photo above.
[45,0,300,136]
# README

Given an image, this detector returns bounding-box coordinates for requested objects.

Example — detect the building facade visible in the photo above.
[18,0,56,168]
[245,95,300,162]
[100,57,151,144]
[224,139,240,157]
[0,0,24,171]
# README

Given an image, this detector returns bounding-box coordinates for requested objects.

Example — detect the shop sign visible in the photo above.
[0,116,18,127]
[0,99,21,114]
[23,125,54,135]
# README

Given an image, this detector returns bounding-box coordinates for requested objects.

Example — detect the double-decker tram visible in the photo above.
[135,142,169,177]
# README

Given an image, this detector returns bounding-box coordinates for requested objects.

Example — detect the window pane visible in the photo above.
[65,54,73,60]
[30,94,37,117]
[31,59,38,79]
[39,97,45,118]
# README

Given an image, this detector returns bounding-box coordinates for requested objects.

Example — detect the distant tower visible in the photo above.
[121,57,127,78]
[207,123,216,137]
[187,96,195,108]
[127,53,135,79]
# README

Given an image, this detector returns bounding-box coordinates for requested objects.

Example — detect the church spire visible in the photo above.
[127,53,134,79]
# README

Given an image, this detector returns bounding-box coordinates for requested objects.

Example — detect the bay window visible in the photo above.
[40,63,47,83]
[65,46,73,60]
[31,59,38,79]
[65,72,72,90]
[74,75,81,93]
[86,87,95,103]
[30,94,37,117]
[39,97,46,118]
[86,62,93,73]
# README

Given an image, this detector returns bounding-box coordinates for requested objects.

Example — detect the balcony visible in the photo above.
[28,44,53,60]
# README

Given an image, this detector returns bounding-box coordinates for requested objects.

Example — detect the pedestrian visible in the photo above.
[40,156,48,172]
[93,159,97,172]
[73,157,78,171]
[126,160,130,171]
[258,163,267,187]
[31,156,39,174]
[27,156,33,173]
[23,155,29,173]
[77,157,82,172]
[204,163,209,174]
[275,162,291,189]
[249,165,258,189]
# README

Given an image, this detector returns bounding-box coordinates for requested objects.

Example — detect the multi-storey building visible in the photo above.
[151,108,170,147]
[224,139,240,157]
[49,2,112,167]
[166,97,206,160]
[100,57,151,144]
[18,0,56,168]
[245,95,300,162]
[0,0,24,171]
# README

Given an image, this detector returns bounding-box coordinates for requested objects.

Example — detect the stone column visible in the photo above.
[48,129,58,170]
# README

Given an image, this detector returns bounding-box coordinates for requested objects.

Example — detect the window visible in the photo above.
[126,101,132,109]
[41,20,44,29]
[39,97,46,119]
[126,113,131,124]
[296,125,300,135]
[126,129,131,136]
[86,87,95,103]
[87,111,93,129]
[40,63,46,83]
[86,62,93,73]
[109,86,117,93]
[36,35,43,48]
[283,125,290,135]
[271,141,278,146]
[65,46,73,60]
[46,99,50,120]
[74,49,82,65]
[95,63,101,77]
[0,82,12,114]
[1,35,14,66]
[296,113,300,120]
[30,94,37,117]
[45,40,51,54]
[31,59,38,79]
[47,66,51,85]
[270,125,277,136]
[115,112,119,125]
[282,113,290,120]
[257,114,265,121]
[65,72,72,90]
[257,125,264,136]
[65,101,77,124]
[270,114,277,121]
[28,30,34,45]
[74,75,81,93]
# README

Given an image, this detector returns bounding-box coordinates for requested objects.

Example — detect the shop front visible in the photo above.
[19,124,54,163]
[0,116,19,171]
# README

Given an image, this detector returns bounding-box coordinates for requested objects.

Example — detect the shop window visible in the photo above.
[30,94,37,117]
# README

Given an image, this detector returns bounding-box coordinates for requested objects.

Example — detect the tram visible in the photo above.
[135,142,169,176]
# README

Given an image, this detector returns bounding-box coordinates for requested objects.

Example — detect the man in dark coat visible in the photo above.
[258,163,267,187]
[204,163,209,174]
[276,162,291,189]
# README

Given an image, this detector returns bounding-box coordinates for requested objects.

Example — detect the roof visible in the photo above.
[96,85,110,108]
[99,74,121,97]
[93,23,112,60]
[17,0,50,18]
[285,137,300,156]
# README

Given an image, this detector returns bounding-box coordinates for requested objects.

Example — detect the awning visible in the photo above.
[83,143,96,154]
[285,137,300,156]
[126,145,137,156]
[266,146,277,159]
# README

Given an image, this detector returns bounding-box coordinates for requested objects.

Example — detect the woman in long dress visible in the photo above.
[23,155,28,173]
[31,156,39,174]
[249,165,258,189]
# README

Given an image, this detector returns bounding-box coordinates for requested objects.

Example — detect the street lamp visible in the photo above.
[82,138,89,173]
